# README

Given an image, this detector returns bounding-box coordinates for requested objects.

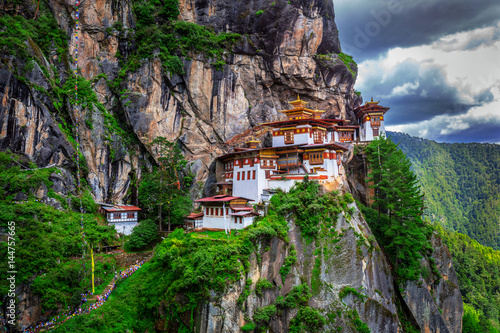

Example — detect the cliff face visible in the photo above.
[190,200,462,333]
[0,0,360,203]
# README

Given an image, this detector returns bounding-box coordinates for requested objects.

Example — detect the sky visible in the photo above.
[333,0,500,143]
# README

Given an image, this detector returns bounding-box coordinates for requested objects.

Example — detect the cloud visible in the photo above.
[431,22,500,52]
[354,29,500,131]
[387,91,500,143]
[334,0,500,61]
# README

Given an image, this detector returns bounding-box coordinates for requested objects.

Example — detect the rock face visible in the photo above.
[191,197,463,332]
[0,0,360,203]
[193,203,401,333]
[403,235,463,333]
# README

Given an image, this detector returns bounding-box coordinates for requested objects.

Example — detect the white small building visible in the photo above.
[354,98,390,141]
[99,204,142,235]
[193,195,259,230]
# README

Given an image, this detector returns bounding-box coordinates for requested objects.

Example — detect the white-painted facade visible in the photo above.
[201,215,254,229]
[101,205,141,236]
[359,118,386,141]
[108,221,138,236]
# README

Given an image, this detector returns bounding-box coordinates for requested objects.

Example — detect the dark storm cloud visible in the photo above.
[435,123,500,143]
[360,60,486,125]
[334,0,500,61]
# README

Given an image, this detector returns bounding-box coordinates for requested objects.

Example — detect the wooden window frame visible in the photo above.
[373,127,379,137]
[252,170,256,179]
[242,172,245,180]
[247,170,251,180]
[284,130,294,144]
[313,130,324,144]
[237,172,240,181]
[309,152,324,165]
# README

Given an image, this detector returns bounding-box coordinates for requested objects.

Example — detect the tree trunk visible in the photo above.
[167,207,171,232]
[159,203,163,232]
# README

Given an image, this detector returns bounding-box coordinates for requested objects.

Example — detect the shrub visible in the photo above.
[126,219,158,250]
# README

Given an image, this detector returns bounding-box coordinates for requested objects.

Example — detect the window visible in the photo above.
[265,170,271,179]
[284,130,294,144]
[127,212,135,218]
[373,128,379,137]
[239,217,243,224]
[247,170,251,180]
[252,170,256,179]
[371,116,380,126]
[211,208,214,216]
[237,172,240,180]
[340,131,354,142]
[206,207,209,215]
[114,213,121,219]
[313,130,324,144]
[309,152,324,165]
[226,208,229,215]
[242,172,245,180]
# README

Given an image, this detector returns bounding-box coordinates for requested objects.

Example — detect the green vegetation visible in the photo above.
[118,0,240,77]
[279,245,297,282]
[237,279,253,305]
[272,176,354,237]
[438,226,500,331]
[138,137,193,232]
[53,180,349,332]
[337,52,357,76]
[0,152,116,306]
[253,304,277,323]
[346,309,370,333]
[388,132,500,330]
[32,256,117,312]
[0,3,68,61]
[255,278,274,296]
[389,131,500,250]
[125,219,158,250]
[255,10,265,16]
[289,306,326,333]
[339,286,366,302]
[362,136,433,282]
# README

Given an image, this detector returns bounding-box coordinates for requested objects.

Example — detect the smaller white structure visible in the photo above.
[192,195,259,230]
[354,98,390,141]
[99,204,142,235]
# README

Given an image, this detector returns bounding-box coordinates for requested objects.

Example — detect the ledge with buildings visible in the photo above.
[186,96,390,231]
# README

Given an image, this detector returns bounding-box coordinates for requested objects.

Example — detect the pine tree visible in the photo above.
[138,137,193,232]
[365,136,429,280]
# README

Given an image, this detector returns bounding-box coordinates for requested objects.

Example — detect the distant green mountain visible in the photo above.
[388,131,500,250]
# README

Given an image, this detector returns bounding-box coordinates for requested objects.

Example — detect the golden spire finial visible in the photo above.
[371,97,374,102]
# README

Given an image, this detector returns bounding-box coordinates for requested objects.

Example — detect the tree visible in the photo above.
[138,137,193,232]
[126,219,158,250]
[365,136,430,280]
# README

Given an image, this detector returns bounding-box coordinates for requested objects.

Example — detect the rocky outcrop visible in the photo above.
[193,203,401,333]
[403,235,463,333]
[190,196,462,333]
[0,0,362,203]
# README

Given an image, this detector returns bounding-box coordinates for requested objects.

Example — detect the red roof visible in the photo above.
[185,212,204,219]
[102,205,142,212]
[195,195,252,203]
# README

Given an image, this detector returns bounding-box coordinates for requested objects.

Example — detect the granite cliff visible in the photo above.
[0,0,360,204]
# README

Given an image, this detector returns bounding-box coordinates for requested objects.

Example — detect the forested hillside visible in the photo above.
[389,131,500,250]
